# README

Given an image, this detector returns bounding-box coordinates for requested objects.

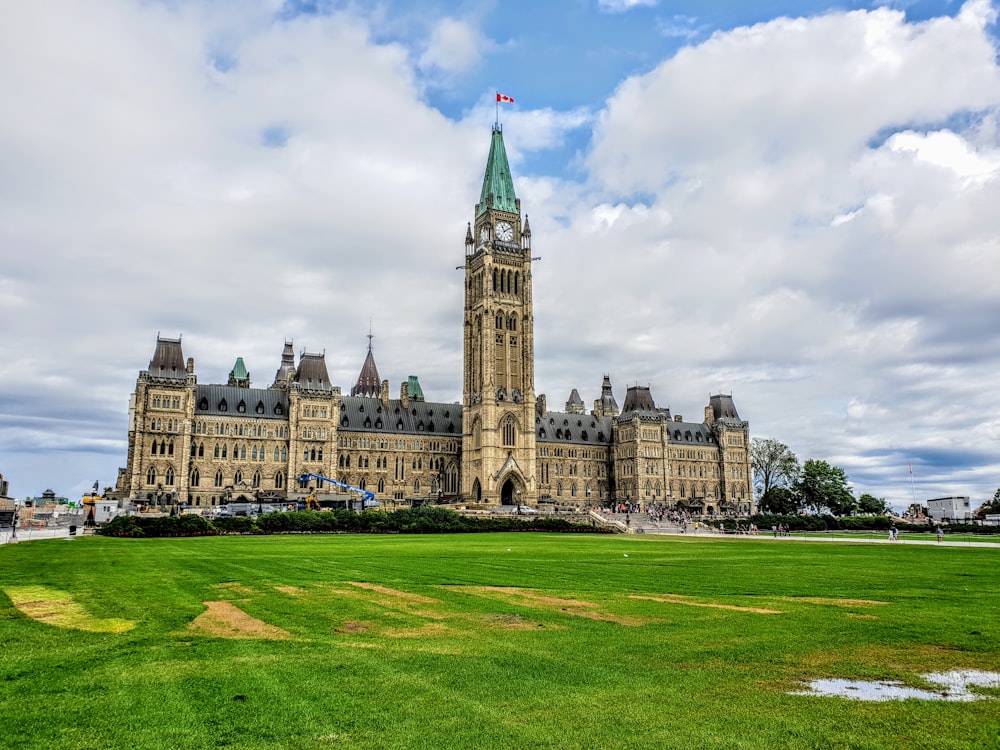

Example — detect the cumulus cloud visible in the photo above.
[418,17,484,74]
[534,1,1000,504]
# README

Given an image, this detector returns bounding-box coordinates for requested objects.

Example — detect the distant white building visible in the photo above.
[926,496,972,523]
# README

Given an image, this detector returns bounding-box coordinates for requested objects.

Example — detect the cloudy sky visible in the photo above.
[3,0,999,510]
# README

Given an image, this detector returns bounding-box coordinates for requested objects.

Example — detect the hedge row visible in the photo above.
[99,507,612,538]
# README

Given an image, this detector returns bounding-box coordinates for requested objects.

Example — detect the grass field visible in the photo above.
[1,533,999,749]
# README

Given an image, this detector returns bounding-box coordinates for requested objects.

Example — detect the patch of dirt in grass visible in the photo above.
[384,622,452,638]
[334,621,371,634]
[451,586,649,626]
[483,613,553,630]
[346,582,440,604]
[629,594,783,615]
[188,601,293,640]
[330,584,448,620]
[5,586,135,633]
[212,582,254,596]
[784,597,888,607]
[846,613,879,620]
[275,586,303,596]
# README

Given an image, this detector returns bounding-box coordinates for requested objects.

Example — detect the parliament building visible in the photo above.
[114,127,754,515]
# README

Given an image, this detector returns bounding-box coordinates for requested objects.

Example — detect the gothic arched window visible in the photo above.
[501,416,516,447]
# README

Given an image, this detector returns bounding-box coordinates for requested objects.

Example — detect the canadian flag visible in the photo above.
[496,92,515,103]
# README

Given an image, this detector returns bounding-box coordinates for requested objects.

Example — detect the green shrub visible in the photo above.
[211,516,260,533]
[99,514,214,537]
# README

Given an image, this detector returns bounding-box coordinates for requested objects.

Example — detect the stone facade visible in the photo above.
[115,126,754,515]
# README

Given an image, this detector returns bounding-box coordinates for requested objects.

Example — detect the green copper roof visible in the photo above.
[406,375,425,401]
[231,357,249,380]
[477,125,517,217]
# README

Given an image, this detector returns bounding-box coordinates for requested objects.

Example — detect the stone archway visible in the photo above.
[500,477,522,506]
[472,478,482,503]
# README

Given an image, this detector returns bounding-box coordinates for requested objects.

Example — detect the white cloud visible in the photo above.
[598,0,658,12]
[418,17,483,74]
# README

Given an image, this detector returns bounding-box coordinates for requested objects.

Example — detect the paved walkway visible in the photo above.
[0,527,89,545]
[594,513,999,548]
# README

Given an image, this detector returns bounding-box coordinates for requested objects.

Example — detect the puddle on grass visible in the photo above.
[793,670,1000,701]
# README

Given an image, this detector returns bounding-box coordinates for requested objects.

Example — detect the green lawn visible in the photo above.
[2,533,999,749]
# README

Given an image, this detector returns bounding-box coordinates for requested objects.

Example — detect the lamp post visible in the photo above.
[515,488,522,515]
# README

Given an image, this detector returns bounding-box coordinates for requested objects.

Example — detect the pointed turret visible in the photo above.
[406,375,425,402]
[351,333,382,398]
[476,125,518,218]
[228,357,250,388]
[273,340,296,386]
[593,375,620,418]
[565,388,585,414]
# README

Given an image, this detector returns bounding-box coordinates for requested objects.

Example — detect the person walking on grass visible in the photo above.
[936,527,944,543]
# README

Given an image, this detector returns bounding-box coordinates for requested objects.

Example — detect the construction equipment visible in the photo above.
[298,473,378,512]
[301,491,321,512]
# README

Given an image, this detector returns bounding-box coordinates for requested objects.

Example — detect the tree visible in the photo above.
[759,486,801,515]
[857,493,889,515]
[796,459,855,516]
[974,488,1000,520]
[750,438,801,499]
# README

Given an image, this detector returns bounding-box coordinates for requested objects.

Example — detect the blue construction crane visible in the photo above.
[298,473,378,511]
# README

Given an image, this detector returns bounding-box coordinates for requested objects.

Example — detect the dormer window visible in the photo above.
[237,400,246,414]
[219,399,228,412]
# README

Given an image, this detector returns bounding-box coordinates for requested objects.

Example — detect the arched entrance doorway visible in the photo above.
[500,477,522,506]
[472,478,482,503]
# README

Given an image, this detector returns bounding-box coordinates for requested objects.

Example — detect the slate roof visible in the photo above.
[194,384,290,420]
[147,336,186,379]
[565,388,584,412]
[338,396,461,436]
[351,348,381,397]
[621,385,656,413]
[536,411,613,445]
[295,353,332,391]
[666,421,718,446]
[709,393,742,422]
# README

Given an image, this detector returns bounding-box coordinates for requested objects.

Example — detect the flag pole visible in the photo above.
[495,92,499,128]
[909,464,916,507]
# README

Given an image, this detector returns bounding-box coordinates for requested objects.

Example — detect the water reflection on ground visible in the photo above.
[793,670,1000,701]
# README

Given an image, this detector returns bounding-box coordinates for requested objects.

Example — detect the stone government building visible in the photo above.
[115,127,754,515]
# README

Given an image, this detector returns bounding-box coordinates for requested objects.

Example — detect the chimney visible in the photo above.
[380,379,390,407]
[400,380,410,409]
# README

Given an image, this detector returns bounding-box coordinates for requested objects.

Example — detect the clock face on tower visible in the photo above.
[495,221,514,242]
